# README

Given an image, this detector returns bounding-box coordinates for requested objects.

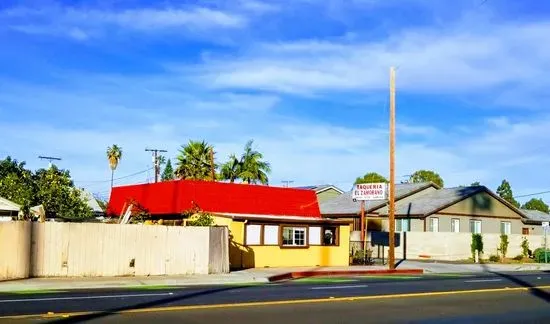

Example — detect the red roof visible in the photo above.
[107,180,321,218]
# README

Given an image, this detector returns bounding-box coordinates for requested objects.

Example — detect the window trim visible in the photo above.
[263,224,280,246]
[500,221,512,235]
[429,217,439,232]
[470,219,482,234]
[322,226,340,246]
[451,218,460,233]
[280,225,309,249]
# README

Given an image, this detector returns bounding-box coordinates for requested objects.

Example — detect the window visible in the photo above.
[309,226,321,245]
[429,217,439,232]
[451,219,460,233]
[323,226,338,245]
[264,225,279,245]
[470,220,482,234]
[282,226,306,247]
[396,219,410,232]
[522,227,530,235]
[245,224,261,245]
[500,221,511,235]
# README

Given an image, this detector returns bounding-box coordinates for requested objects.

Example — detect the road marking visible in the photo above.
[0,292,174,303]
[464,279,503,283]
[2,285,550,320]
[310,285,368,290]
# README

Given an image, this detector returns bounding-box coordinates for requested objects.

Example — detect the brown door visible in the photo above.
[522,228,530,235]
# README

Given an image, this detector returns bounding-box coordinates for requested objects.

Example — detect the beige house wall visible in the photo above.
[316,189,342,203]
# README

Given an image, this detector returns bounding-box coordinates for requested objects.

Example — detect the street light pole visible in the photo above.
[388,66,396,270]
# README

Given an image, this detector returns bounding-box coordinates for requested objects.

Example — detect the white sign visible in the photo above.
[543,222,549,228]
[352,183,387,201]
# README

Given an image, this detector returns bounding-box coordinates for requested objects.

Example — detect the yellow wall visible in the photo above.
[213,216,350,268]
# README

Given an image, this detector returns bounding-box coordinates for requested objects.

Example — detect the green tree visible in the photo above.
[237,140,271,185]
[34,166,93,220]
[521,198,549,213]
[0,157,36,215]
[219,154,241,183]
[409,170,444,188]
[175,140,216,180]
[496,179,520,208]
[161,159,175,181]
[106,144,123,190]
[471,181,481,186]
[354,172,388,184]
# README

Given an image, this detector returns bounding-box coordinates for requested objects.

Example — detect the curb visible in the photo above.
[267,269,424,282]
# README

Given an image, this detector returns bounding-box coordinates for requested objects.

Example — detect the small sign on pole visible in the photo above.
[352,183,387,201]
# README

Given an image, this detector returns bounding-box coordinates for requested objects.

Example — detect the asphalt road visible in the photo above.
[1,271,550,323]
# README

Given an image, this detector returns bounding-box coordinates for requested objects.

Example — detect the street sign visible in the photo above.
[352,183,387,201]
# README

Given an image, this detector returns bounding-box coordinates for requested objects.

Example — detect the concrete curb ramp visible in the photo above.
[267,269,424,282]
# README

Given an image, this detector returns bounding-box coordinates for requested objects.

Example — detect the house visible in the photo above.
[108,180,351,269]
[520,209,550,235]
[322,183,544,236]
[296,184,344,203]
[79,189,104,217]
[0,197,20,221]
[321,182,439,232]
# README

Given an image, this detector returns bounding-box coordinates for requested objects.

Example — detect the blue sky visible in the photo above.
[1,0,550,202]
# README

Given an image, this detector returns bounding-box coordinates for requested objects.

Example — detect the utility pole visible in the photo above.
[281,180,294,187]
[210,147,215,181]
[38,156,61,168]
[388,66,396,270]
[145,148,167,183]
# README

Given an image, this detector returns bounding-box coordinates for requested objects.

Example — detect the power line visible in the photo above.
[74,167,154,184]
[514,190,550,199]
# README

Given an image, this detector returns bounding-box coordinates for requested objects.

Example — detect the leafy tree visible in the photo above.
[219,140,271,184]
[219,154,241,183]
[0,156,36,215]
[106,144,123,190]
[496,179,520,208]
[238,140,271,184]
[409,170,444,188]
[354,172,388,184]
[33,166,93,220]
[175,140,216,180]
[161,159,175,181]
[521,198,549,213]
[471,181,481,186]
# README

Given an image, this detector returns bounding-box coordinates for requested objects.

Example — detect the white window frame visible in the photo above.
[501,221,511,235]
[429,217,439,232]
[245,224,262,245]
[263,225,279,245]
[396,219,410,232]
[282,226,307,247]
[470,220,482,234]
[451,218,460,233]
[309,226,321,245]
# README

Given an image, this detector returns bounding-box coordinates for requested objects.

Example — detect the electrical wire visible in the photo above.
[74,167,154,184]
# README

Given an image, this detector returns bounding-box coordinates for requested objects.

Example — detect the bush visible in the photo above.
[534,248,550,263]
[498,234,509,259]
[521,236,530,257]
[471,234,484,259]
[488,255,500,262]
[513,255,524,261]
[186,213,215,226]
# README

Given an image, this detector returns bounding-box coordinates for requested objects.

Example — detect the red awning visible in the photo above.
[107,180,321,218]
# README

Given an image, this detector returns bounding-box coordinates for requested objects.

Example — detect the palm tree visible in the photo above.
[106,144,123,190]
[175,140,216,180]
[238,140,271,185]
[219,154,241,183]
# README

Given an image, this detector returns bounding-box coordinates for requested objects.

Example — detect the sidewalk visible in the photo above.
[0,265,422,293]
[400,260,550,273]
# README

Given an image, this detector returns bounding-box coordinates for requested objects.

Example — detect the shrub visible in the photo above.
[498,234,509,259]
[471,234,484,260]
[521,236,530,257]
[513,255,523,261]
[187,213,214,226]
[489,255,500,262]
[534,248,550,263]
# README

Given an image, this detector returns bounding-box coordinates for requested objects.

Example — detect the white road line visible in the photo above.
[0,292,174,303]
[310,285,368,290]
[464,279,503,283]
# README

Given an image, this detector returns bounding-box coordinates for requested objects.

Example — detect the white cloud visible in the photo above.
[189,19,550,106]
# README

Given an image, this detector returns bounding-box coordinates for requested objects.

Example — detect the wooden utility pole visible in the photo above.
[145,148,167,183]
[388,66,396,270]
[210,147,215,181]
[360,200,365,242]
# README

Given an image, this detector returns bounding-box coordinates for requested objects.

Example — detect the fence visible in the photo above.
[0,222,229,280]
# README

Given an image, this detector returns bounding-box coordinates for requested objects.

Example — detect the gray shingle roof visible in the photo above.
[378,186,485,216]
[521,209,550,222]
[296,184,344,193]
[320,182,436,215]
